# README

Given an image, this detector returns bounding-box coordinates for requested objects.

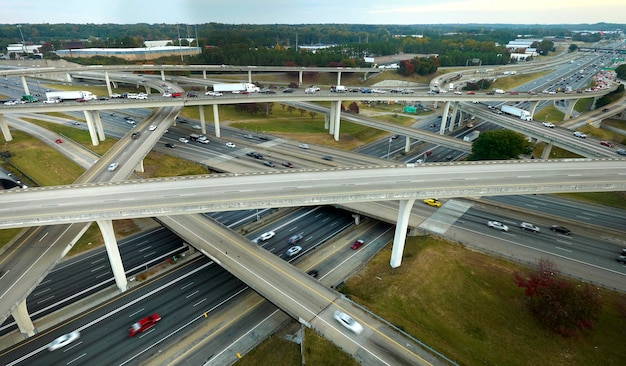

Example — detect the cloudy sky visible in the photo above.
[1,0,624,25]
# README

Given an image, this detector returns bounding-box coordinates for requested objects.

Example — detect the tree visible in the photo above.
[514,259,602,338]
[568,44,578,52]
[308,111,317,119]
[468,130,531,160]
[348,102,360,114]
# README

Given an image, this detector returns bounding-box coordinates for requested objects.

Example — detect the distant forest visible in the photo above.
[0,23,622,67]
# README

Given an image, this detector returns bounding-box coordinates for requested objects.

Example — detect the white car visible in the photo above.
[107,163,119,171]
[573,131,587,138]
[192,125,202,130]
[487,221,509,232]
[258,231,275,241]
[226,142,236,148]
[43,99,59,104]
[520,222,540,233]
[285,245,302,257]
[298,144,309,149]
[149,124,157,131]
[542,122,555,128]
[48,331,80,351]
[162,92,172,97]
[179,137,189,143]
[333,311,363,335]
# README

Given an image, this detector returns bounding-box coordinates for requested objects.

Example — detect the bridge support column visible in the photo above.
[248,70,252,83]
[541,143,553,159]
[212,105,221,138]
[352,214,361,225]
[405,136,411,152]
[298,71,303,86]
[97,220,128,293]
[528,101,540,116]
[390,199,415,268]
[449,102,459,132]
[202,70,207,79]
[135,159,144,173]
[143,85,151,95]
[564,100,577,120]
[439,101,451,135]
[92,111,105,142]
[336,72,342,86]
[329,102,337,135]
[332,101,342,141]
[0,114,12,142]
[161,70,166,81]
[199,106,206,134]
[13,300,36,338]
[324,114,329,130]
[83,111,100,146]
[20,75,30,96]
[590,96,598,111]
[104,71,112,97]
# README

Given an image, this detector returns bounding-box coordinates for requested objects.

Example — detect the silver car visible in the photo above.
[48,331,80,351]
[333,311,363,334]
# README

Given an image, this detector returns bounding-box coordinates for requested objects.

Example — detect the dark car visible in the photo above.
[282,161,294,168]
[288,234,303,244]
[616,255,626,264]
[322,155,333,161]
[263,160,275,167]
[307,269,319,278]
[550,225,571,235]
[131,132,140,139]
[602,108,610,112]
[246,151,263,159]
[283,88,294,93]
[165,143,176,148]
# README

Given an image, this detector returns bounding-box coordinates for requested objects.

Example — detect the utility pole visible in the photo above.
[17,25,26,54]
[177,24,183,62]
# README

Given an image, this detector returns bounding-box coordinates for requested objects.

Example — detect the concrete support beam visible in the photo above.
[13,300,36,338]
[0,114,12,142]
[135,159,145,173]
[390,199,415,268]
[324,114,329,130]
[439,101,451,135]
[528,101,540,116]
[449,102,459,132]
[336,72,342,86]
[92,111,106,142]
[352,214,361,226]
[104,71,112,97]
[298,71,303,86]
[143,85,151,95]
[329,101,337,135]
[248,70,252,83]
[564,100,577,120]
[199,106,206,134]
[332,101,342,141]
[212,104,221,138]
[97,220,128,293]
[202,70,207,79]
[83,110,100,146]
[591,96,598,110]
[161,70,166,81]
[405,136,411,153]
[20,75,30,96]
[541,143,553,159]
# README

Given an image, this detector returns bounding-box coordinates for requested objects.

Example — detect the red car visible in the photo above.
[171,92,182,98]
[509,91,519,95]
[55,138,63,144]
[600,140,614,148]
[128,313,161,337]
[350,239,365,250]
[466,91,475,95]
[75,98,88,102]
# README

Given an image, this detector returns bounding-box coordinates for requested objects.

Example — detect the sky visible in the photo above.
[0,0,624,25]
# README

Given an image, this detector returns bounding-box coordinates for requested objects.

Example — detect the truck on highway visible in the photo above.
[212,83,260,93]
[494,89,505,94]
[501,105,533,121]
[189,134,209,143]
[330,85,346,92]
[45,91,96,101]
[448,83,454,91]
[463,130,480,142]
[21,95,38,103]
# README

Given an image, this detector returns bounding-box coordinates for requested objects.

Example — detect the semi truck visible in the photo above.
[212,83,260,93]
[463,130,480,142]
[45,91,97,101]
[501,105,533,121]
[21,95,38,103]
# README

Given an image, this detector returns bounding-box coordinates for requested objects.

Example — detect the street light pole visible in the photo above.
[387,138,392,159]
[17,25,26,53]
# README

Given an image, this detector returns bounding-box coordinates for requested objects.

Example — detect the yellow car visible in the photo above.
[423,198,441,207]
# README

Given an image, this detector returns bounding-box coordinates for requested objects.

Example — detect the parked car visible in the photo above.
[350,239,365,250]
[48,331,80,351]
[487,221,509,232]
[128,314,161,337]
[519,222,540,233]
[550,225,571,235]
[258,231,275,241]
[285,245,302,257]
[423,198,441,207]
[333,311,363,334]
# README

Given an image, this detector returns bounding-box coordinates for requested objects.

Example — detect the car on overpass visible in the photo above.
[334,310,363,335]
[542,122,555,128]
[128,313,161,337]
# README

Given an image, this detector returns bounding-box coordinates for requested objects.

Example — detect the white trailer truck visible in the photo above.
[213,83,259,93]
[501,105,533,121]
[45,91,97,101]
[463,130,480,142]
